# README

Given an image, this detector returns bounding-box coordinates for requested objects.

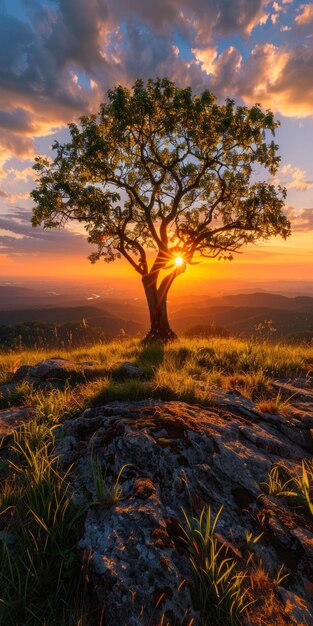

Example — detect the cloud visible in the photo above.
[0,108,36,133]
[0,1,120,171]
[285,207,313,230]
[194,45,242,90]
[0,192,30,203]
[0,207,93,256]
[195,42,313,118]
[281,164,313,191]
[0,0,311,180]
[108,0,269,41]
[5,166,36,182]
[295,3,313,25]
[192,46,218,74]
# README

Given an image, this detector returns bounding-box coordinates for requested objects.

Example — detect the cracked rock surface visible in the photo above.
[57,393,313,625]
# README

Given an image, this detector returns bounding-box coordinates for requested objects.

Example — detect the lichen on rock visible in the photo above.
[56,398,313,625]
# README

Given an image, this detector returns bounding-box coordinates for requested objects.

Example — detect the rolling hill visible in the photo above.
[0,305,143,336]
[1,287,313,341]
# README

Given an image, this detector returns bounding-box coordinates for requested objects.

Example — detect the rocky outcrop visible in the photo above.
[118,361,141,378]
[11,357,143,386]
[0,407,33,441]
[56,394,313,625]
[13,357,99,384]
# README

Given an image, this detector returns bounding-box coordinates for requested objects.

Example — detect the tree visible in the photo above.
[31,78,290,342]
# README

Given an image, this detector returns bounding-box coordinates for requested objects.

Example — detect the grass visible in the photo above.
[0,337,311,423]
[0,390,103,625]
[0,420,85,625]
[220,370,270,400]
[90,458,129,507]
[0,336,312,389]
[246,560,290,626]
[264,460,313,517]
[179,506,250,625]
[255,390,293,415]
[0,380,33,410]
[179,505,292,626]
[0,336,312,624]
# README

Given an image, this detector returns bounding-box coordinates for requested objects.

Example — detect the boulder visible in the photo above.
[56,398,313,625]
[0,383,17,399]
[119,361,141,378]
[278,588,313,626]
[12,365,31,382]
[13,357,95,384]
[0,407,33,440]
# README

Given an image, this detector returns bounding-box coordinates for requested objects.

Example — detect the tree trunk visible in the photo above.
[142,274,177,343]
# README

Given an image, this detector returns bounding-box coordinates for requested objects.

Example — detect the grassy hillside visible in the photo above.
[1,336,312,407]
[0,337,312,625]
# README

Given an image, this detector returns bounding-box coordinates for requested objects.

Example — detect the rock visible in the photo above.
[272,380,313,404]
[278,588,313,625]
[0,407,33,440]
[29,358,78,381]
[289,526,313,560]
[82,361,98,367]
[12,365,31,382]
[13,358,87,384]
[133,477,157,498]
[119,362,141,378]
[0,383,17,399]
[56,399,313,624]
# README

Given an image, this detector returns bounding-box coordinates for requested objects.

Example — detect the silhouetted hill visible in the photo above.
[0,286,149,322]
[173,306,313,336]
[0,306,143,335]
[168,292,313,337]
[170,292,313,316]
[1,287,313,340]
[213,292,313,312]
[0,286,80,310]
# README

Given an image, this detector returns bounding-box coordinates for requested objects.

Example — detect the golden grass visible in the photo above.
[0,336,312,381]
[1,336,311,624]
[0,336,312,414]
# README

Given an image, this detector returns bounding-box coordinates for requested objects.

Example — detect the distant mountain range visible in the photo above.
[0,286,100,310]
[169,292,313,336]
[1,286,313,339]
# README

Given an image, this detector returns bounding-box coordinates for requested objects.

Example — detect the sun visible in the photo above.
[174,256,184,267]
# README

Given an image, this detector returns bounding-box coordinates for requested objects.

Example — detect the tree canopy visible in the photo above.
[31,78,290,341]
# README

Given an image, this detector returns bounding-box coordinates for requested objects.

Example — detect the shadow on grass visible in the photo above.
[0,381,33,410]
[88,379,211,409]
[84,342,217,408]
[110,342,165,382]
[88,379,154,406]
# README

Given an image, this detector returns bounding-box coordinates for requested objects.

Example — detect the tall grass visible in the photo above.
[1,335,310,623]
[0,382,103,625]
[1,337,312,387]
[264,460,313,516]
[179,506,250,626]
[0,336,311,415]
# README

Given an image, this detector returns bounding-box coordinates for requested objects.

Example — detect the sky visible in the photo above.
[0,0,312,295]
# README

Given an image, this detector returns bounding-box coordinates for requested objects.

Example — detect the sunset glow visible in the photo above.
[1,3,313,619]
[0,0,312,294]
[174,256,185,267]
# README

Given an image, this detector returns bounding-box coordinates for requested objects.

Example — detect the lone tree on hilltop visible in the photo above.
[31,78,290,342]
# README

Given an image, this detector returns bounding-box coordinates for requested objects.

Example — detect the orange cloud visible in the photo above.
[284,206,313,230]
[191,46,218,74]
[281,165,313,191]
[295,3,313,24]
[195,42,313,118]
